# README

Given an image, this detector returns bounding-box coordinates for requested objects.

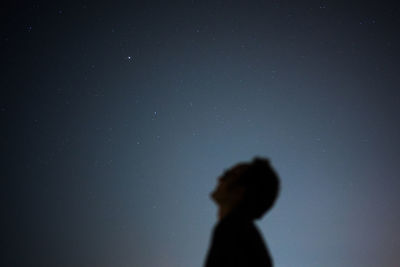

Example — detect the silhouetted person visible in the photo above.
[204,157,280,267]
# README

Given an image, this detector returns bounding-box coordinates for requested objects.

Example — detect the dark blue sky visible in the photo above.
[2,1,400,266]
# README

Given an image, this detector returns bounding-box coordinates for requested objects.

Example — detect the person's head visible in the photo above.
[211,157,280,220]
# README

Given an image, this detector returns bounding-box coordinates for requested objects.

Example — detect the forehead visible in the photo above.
[225,163,249,176]
[231,163,249,172]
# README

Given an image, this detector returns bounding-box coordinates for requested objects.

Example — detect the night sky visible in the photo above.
[2,1,400,266]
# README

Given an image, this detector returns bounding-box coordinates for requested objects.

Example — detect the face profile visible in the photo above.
[210,158,280,221]
[211,163,249,212]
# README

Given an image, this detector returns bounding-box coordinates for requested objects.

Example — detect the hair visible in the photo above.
[237,157,280,220]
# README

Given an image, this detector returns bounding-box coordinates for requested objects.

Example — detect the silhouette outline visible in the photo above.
[204,157,280,267]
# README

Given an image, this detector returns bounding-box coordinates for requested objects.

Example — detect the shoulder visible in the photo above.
[214,218,262,250]
[206,219,273,267]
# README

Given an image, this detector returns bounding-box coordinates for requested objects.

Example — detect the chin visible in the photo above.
[210,191,217,201]
[210,191,220,203]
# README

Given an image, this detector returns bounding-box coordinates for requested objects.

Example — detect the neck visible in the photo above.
[217,203,252,221]
[218,204,246,220]
[218,205,233,220]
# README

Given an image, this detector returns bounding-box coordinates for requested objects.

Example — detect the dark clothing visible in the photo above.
[204,210,272,267]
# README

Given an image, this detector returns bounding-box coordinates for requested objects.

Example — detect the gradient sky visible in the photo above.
[2,1,400,266]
